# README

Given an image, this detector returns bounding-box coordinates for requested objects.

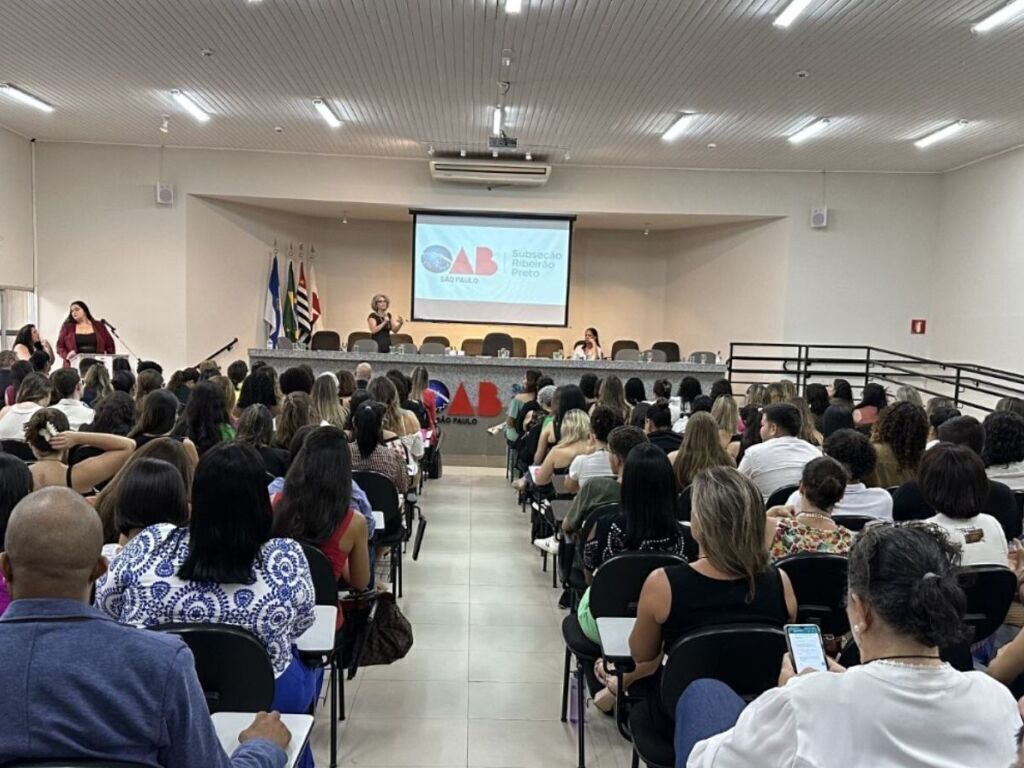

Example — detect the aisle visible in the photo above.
[309,466,634,767]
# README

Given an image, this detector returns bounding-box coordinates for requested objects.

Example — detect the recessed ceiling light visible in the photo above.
[0,83,54,112]
[273,126,284,133]
[505,0,523,13]
[427,145,434,156]
[707,142,718,149]
[563,152,571,161]
[159,115,170,133]
[974,0,1024,31]
[914,120,969,148]
[788,117,831,144]
[460,148,467,158]
[170,89,210,122]
[525,151,533,161]
[773,0,817,28]
[492,106,504,136]
[492,150,499,158]
[661,112,698,142]
[312,98,342,128]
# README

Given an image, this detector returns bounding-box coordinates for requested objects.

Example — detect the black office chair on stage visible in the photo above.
[651,341,681,362]
[481,332,514,357]
[310,331,341,351]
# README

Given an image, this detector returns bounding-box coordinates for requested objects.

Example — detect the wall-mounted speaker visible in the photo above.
[810,206,828,228]
[155,183,175,206]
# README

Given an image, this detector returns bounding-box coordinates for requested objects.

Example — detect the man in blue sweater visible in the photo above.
[0,487,291,768]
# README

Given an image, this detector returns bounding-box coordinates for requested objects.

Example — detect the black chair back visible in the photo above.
[151,623,274,713]
[391,333,414,346]
[301,543,339,605]
[346,330,371,349]
[419,342,445,355]
[511,337,527,358]
[589,553,686,618]
[610,340,640,359]
[536,339,564,358]
[353,470,402,538]
[765,484,800,508]
[1,439,35,462]
[661,624,786,711]
[422,335,450,347]
[958,565,1016,642]
[831,513,876,531]
[651,341,681,362]
[310,330,341,351]
[676,485,692,521]
[461,338,484,356]
[775,553,850,636]
[482,332,514,357]
[1013,491,1024,517]
[679,521,700,562]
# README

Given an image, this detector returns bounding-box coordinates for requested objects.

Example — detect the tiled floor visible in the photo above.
[310,466,634,767]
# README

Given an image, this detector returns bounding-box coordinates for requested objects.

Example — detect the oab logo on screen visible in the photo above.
[421,244,497,283]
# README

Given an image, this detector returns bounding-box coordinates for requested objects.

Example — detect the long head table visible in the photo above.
[250,349,727,463]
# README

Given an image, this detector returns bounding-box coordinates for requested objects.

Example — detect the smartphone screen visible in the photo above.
[785,624,828,673]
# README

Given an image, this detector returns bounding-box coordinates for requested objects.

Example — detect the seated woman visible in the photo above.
[311,373,348,429]
[236,404,291,478]
[766,456,854,559]
[0,372,53,440]
[12,324,55,365]
[804,383,830,432]
[675,523,1019,768]
[132,369,164,418]
[387,369,428,429]
[572,327,604,360]
[629,466,796,718]
[830,378,855,408]
[336,369,357,410]
[504,369,541,444]
[731,405,763,464]
[82,362,114,407]
[531,409,594,488]
[24,409,135,493]
[112,458,189,545]
[80,390,136,437]
[670,412,736,490]
[129,389,198,459]
[922,442,1008,567]
[273,426,370,626]
[866,400,928,488]
[0,454,34,617]
[853,382,888,428]
[596,375,632,424]
[821,403,855,438]
[983,410,1024,492]
[235,369,280,419]
[349,401,410,493]
[368,376,423,469]
[534,385,588,466]
[409,366,438,432]
[789,396,823,447]
[711,395,740,455]
[170,381,235,455]
[95,442,317,730]
[273,391,314,451]
[625,378,647,407]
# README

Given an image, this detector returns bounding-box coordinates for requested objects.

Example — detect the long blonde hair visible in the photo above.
[673,412,735,488]
[311,374,347,428]
[557,409,591,446]
[788,396,822,446]
[691,467,769,600]
[597,375,631,422]
[711,394,739,435]
[367,376,405,434]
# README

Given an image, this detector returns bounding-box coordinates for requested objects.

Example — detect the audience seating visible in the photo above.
[958,565,1016,643]
[421,335,450,347]
[610,340,640,359]
[678,521,700,562]
[775,553,850,636]
[644,349,668,363]
[310,330,341,351]
[151,624,275,714]
[614,348,641,362]
[535,339,564,358]
[418,342,445,355]
[651,341,681,363]
[629,624,787,768]
[300,544,343,767]
[561,553,684,768]
[675,486,692,521]
[461,338,484,356]
[687,350,717,364]
[1,439,35,461]
[481,332,514,357]
[346,331,371,349]
[353,470,405,597]
[511,337,527,358]
[832,512,876,531]
[350,338,379,354]
[765,484,800,508]
[390,333,414,346]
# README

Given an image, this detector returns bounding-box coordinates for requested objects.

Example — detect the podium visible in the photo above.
[68,353,131,373]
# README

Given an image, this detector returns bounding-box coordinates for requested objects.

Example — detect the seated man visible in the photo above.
[0,487,291,768]
[49,367,94,430]
[564,405,622,493]
[738,402,822,500]
[355,362,373,390]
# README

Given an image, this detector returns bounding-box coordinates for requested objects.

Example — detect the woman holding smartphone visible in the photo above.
[673,523,1019,768]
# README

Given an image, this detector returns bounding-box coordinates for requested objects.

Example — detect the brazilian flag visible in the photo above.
[283,260,298,341]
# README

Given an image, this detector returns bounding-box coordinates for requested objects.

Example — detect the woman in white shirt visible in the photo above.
[679,522,1020,768]
[922,442,1009,567]
[572,327,604,361]
[0,373,52,441]
[983,411,1024,492]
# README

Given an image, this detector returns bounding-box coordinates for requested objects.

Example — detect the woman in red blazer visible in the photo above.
[56,300,115,365]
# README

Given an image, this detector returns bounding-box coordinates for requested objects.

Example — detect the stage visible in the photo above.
[251,349,727,463]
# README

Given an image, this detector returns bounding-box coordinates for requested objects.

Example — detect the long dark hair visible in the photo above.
[83,391,135,436]
[180,381,229,455]
[354,401,384,459]
[0,455,33,548]
[624,377,646,406]
[179,442,272,584]
[554,384,587,439]
[832,379,854,404]
[236,370,278,411]
[115,458,189,536]
[130,389,179,437]
[856,382,888,411]
[805,383,830,417]
[236,404,275,448]
[585,327,601,347]
[620,443,679,548]
[64,300,97,325]
[13,324,41,352]
[274,427,352,544]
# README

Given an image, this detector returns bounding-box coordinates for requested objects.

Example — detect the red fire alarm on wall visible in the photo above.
[910,319,927,335]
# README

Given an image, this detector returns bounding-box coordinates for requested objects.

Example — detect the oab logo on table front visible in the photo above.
[429,379,503,425]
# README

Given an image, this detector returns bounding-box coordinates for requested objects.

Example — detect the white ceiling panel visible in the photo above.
[1,0,1023,171]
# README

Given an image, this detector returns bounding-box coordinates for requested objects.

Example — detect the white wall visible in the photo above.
[932,147,1024,371]
[0,127,33,290]
[32,141,943,370]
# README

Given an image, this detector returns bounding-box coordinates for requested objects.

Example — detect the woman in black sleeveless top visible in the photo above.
[367,294,404,353]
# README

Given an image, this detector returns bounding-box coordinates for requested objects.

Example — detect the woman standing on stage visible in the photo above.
[367,294,405,354]
[56,300,115,364]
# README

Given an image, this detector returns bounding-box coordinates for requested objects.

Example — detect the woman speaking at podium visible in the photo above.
[56,300,115,365]
[367,293,404,354]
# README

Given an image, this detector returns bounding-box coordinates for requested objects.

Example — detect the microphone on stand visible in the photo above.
[100,318,117,332]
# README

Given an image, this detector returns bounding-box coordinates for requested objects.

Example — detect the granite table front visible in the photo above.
[250,349,727,463]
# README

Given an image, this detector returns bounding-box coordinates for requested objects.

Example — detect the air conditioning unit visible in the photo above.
[429,159,551,187]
